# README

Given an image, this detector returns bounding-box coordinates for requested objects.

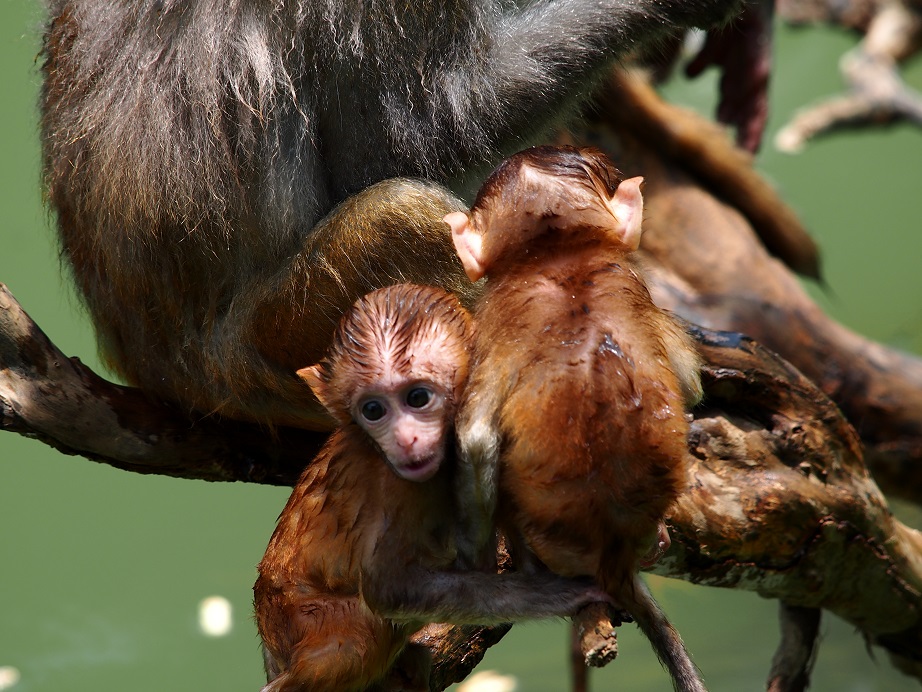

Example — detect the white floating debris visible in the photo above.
[0,666,21,690]
[455,670,518,692]
[198,596,233,637]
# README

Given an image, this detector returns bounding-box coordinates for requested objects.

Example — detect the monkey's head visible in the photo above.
[445,145,644,281]
[298,284,473,482]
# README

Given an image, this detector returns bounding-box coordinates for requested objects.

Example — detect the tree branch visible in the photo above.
[775,0,922,152]
[766,604,821,692]
[657,327,922,678]
[0,284,322,485]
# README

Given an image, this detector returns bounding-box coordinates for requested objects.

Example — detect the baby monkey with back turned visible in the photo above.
[446,146,706,692]
[254,283,609,692]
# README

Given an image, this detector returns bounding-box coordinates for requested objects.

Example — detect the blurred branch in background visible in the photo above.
[775,0,922,151]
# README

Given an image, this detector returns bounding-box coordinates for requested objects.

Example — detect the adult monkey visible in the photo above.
[41,0,743,430]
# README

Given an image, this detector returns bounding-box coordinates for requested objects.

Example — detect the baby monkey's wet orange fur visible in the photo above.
[447,146,705,692]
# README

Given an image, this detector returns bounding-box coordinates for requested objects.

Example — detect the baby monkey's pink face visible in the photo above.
[301,339,463,483]
[345,326,467,482]
[297,283,472,484]
[350,372,453,482]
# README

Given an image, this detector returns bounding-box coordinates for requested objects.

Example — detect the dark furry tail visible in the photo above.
[626,575,707,692]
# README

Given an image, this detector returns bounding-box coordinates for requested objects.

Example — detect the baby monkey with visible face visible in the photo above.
[447,146,706,692]
[254,283,609,692]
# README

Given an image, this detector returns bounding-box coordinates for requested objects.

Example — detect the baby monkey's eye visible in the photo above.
[361,400,386,421]
[405,387,432,408]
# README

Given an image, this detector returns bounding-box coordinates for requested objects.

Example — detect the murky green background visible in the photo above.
[1,1,921,689]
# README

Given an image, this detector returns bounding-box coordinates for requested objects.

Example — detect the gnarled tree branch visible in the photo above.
[0,285,322,485]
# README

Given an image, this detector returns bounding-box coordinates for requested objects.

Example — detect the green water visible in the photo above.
[1,2,921,690]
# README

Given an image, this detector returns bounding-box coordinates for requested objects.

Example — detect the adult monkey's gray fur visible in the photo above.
[40,0,742,430]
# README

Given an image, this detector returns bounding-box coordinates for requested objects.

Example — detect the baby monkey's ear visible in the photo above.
[606,176,644,251]
[297,364,333,414]
[445,211,486,282]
